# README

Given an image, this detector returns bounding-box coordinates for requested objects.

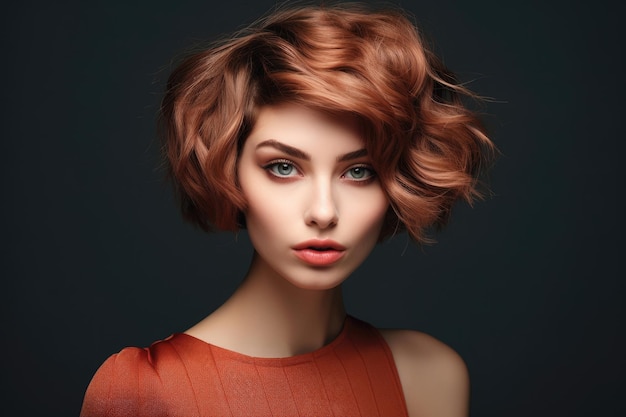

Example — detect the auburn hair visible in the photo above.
[160,3,494,243]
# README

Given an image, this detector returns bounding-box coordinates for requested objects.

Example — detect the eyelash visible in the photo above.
[262,159,301,178]
[262,159,376,184]
[342,165,375,183]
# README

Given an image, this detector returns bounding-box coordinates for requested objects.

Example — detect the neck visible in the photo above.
[188,252,346,358]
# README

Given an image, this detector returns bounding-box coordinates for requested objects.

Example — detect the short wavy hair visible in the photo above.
[160,3,494,243]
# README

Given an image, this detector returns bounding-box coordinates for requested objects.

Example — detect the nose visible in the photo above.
[304,180,339,229]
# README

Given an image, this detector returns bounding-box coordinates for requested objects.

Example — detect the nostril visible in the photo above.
[304,188,339,229]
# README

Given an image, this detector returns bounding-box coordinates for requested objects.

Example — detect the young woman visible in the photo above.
[80,3,493,416]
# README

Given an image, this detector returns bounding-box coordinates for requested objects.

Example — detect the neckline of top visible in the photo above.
[169,315,354,367]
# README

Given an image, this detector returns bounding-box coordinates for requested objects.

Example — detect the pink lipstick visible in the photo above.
[292,239,346,267]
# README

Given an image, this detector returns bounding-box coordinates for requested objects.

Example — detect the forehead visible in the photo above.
[245,104,365,152]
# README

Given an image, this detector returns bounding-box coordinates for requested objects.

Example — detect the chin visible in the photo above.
[289,280,344,292]
[279,267,350,292]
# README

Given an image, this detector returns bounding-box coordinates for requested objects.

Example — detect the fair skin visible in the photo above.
[186,104,469,417]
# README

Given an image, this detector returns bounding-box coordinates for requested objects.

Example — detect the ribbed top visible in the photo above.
[80,316,408,417]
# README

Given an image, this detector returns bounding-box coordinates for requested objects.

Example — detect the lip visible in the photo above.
[292,239,346,251]
[292,239,346,266]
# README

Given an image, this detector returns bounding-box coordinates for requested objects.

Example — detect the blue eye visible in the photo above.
[344,166,374,181]
[267,161,297,177]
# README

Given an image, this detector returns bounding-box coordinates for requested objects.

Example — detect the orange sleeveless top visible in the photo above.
[80,316,408,416]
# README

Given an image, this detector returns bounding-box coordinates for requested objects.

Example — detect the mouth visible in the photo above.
[308,246,337,251]
[292,239,346,251]
[292,239,346,266]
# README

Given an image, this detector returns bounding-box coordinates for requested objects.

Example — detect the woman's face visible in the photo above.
[237,104,389,290]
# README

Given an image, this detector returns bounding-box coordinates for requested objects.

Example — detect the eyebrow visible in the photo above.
[255,139,368,162]
[337,148,368,162]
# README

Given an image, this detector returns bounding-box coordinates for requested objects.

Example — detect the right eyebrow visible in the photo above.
[255,140,311,160]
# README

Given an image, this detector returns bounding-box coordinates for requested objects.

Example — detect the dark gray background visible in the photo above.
[2,1,624,416]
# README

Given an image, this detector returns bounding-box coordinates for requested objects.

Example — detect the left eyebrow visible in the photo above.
[337,148,368,162]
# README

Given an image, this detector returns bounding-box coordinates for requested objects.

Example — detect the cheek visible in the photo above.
[241,183,293,237]
[347,189,389,236]
[246,199,280,231]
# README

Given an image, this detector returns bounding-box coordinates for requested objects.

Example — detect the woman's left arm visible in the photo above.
[380,329,470,417]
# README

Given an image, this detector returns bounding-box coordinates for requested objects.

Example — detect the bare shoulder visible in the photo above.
[379,328,469,417]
